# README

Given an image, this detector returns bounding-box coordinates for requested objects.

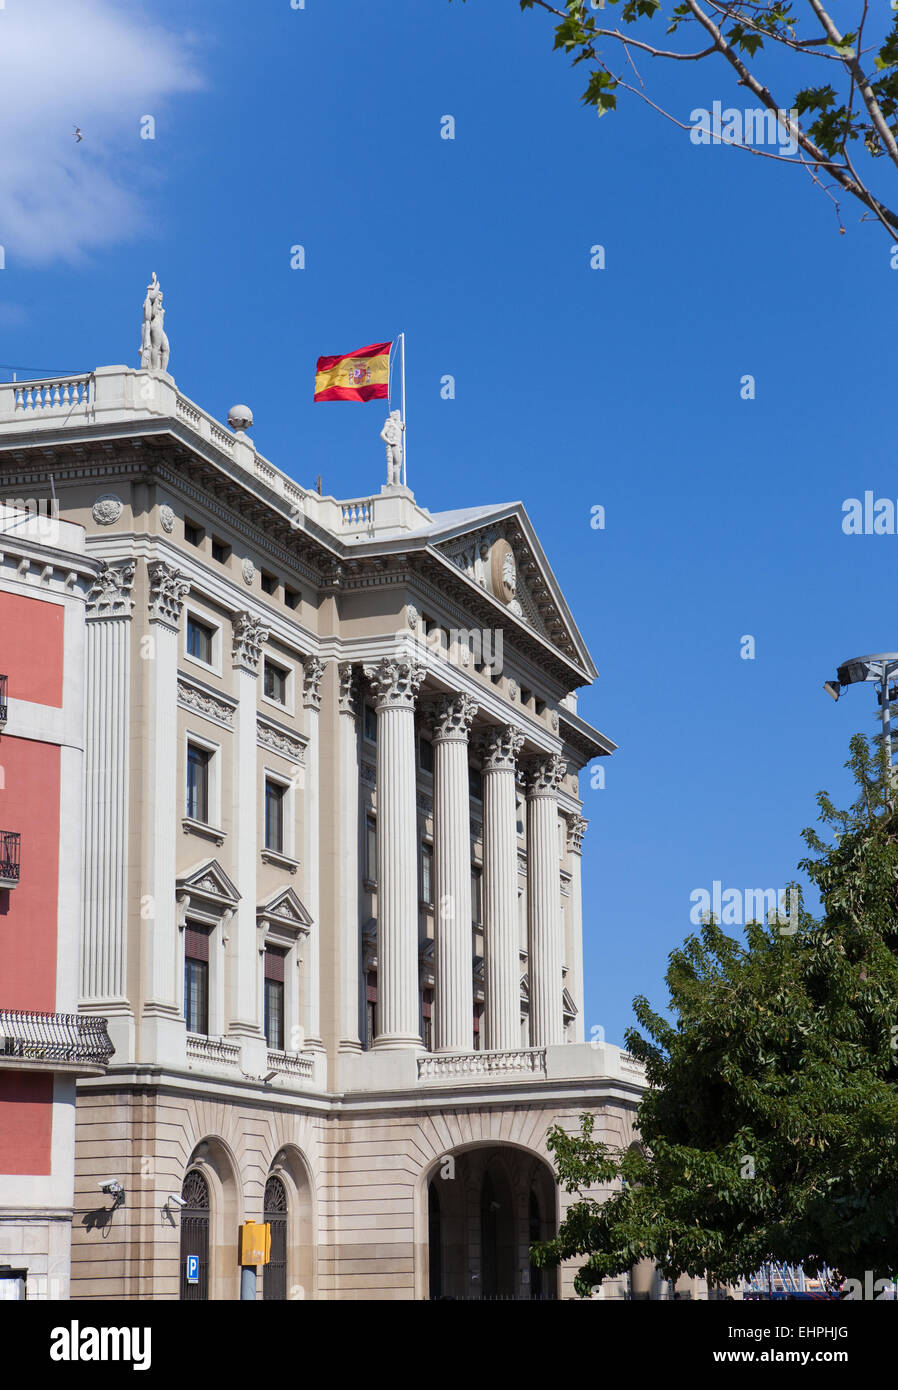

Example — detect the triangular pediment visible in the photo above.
[257,885,313,929]
[429,505,597,679]
[176,858,240,906]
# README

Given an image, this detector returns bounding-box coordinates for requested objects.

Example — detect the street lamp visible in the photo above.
[823,652,898,773]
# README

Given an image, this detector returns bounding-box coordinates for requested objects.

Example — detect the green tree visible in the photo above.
[532,733,898,1296]
[456,1,898,237]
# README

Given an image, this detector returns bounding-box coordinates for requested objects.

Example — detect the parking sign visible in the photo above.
[186,1255,199,1284]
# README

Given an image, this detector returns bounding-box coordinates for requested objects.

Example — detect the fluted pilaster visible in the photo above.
[480,724,524,1051]
[81,563,135,1004]
[364,657,425,1048]
[302,655,324,1050]
[428,693,478,1052]
[566,814,587,1042]
[525,754,566,1046]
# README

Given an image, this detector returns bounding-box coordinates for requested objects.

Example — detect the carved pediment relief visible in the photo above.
[176,858,240,909]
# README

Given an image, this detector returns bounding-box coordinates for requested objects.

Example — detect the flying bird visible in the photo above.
[74,127,82,142]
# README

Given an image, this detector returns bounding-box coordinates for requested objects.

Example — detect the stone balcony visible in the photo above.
[0,1009,114,1076]
[339,1040,647,1098]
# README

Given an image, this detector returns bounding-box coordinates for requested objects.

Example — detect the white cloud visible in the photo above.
[0,0,204,263]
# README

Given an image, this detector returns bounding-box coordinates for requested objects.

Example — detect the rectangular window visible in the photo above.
[284,587,300,611]
[184,520,204,547]
[211,538,230,564]
[473,1002,483,1051]
[468,766,483,801]
[421,842,433,905]
[186,744,211,823]
[363,704,377,743]
[265,779,286,853]
[365,814,377,884]
[184,923,211,1035]
[186,616,214,665]
[264,947,287,1050]
[261,571,278,596]
[419,736,434,775]
[263,660,288,704]
[471,865,482,926]
[422,989,433,1052]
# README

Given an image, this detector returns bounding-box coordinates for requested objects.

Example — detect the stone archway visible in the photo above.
[181,1137,243,1302]
[424,1144,558,1301]
[266,1144,316,1301]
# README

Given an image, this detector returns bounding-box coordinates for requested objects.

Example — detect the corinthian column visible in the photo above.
[566,815,587,1043]
[480,724,524,1051]
[363,656,425,1049]
[525,753,566,1047]
[337,663,362,1051]
[428,693,478,1052]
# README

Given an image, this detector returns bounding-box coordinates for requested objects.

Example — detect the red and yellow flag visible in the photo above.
[314,341,392,403]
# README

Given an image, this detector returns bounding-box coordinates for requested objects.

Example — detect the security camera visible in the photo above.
[167,1194,186,1208]
[99,1180,124,1197]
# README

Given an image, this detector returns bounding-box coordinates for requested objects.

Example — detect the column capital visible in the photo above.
[147,559,190,628]
[567,814,588,855]
[523,752,567,797]
[302,655,325,710]
[337,660,360,716]
[232,611,269,673]
[477,724,524,773]
[86,560,135,620]
[363,656,425,711]
[424,692,478,743]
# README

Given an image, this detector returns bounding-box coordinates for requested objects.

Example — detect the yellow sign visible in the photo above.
[238,1220,271,1266]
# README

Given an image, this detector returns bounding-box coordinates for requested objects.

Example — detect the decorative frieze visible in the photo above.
[302,655,325,710]
[177,677,235,729]
[363,656,425,711]
[85,560,135,619]
[232,611,269,672]
[147,559,190,627]
[257,717,305,764]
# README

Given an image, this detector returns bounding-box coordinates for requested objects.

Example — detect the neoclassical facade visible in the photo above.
[0,327,648,1300]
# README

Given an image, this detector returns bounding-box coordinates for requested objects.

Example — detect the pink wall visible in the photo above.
[0,738,61,1010]
[0,591,64,708]
[0,1073,53,1174]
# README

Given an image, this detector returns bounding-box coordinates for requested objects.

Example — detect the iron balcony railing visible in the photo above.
[0,674,7,725]
[0,831,19,884]
[0,1010,114,1065]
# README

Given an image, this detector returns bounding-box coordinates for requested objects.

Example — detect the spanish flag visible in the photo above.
[314,341,392,403]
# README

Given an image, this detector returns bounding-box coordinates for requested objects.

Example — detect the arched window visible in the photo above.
[263,1175,288,1301]
[179,1169,210,1301]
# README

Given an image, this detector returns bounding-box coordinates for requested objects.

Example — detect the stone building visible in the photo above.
[0,297,649,1300]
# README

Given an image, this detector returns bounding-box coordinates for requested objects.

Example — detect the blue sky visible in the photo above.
[2,0,896,1046]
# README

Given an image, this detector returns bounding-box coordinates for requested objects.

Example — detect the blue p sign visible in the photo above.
[186,1255,199,1284]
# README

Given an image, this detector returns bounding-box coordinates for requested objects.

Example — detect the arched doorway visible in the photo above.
[425,1146,558,1301]
[179,1169,210,1301]
[263,1175,288,1301]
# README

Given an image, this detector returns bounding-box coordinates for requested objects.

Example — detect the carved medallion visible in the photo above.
[242,557,255,586]
[159,503,175,534]
[92,494,124,526]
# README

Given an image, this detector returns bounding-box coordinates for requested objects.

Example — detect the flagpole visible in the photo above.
[400,331,407,488]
